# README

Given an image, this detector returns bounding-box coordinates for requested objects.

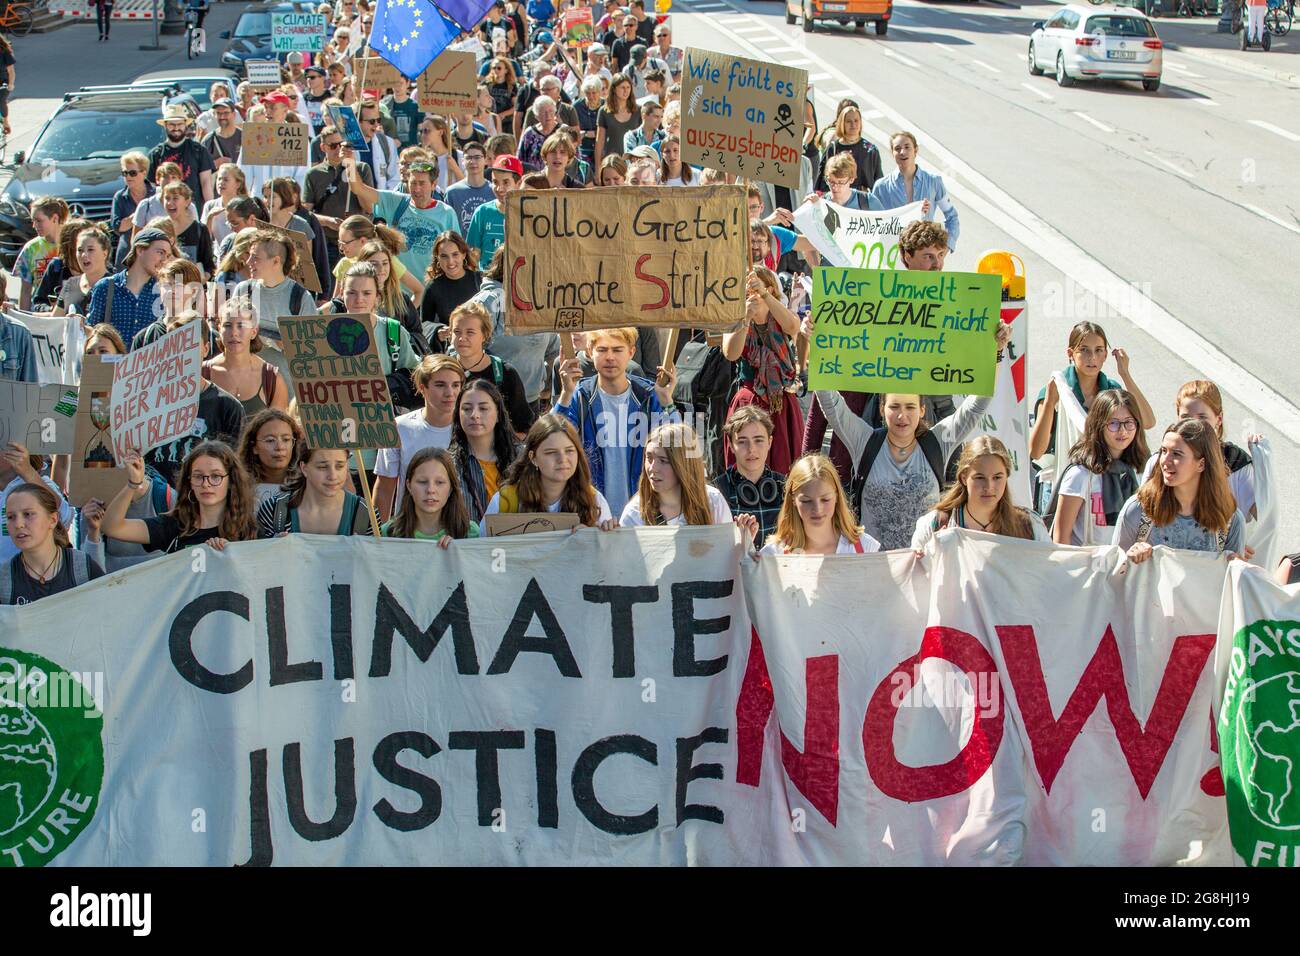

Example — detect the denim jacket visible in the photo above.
[0,312,38,382]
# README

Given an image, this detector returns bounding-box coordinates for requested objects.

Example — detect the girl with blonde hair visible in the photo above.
[754,453,880,555]
[620,423,733,527]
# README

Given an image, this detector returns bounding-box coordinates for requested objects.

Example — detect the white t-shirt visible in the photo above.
[1055,463,1113,546]
[374,409,454,508]
[619,484,733,527]
[597,385,634,519]
[759,532,881,556]
[484,488,613,524]
[910,508,1050,551]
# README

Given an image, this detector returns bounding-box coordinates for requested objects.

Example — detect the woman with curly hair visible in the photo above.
[100,441,257,554]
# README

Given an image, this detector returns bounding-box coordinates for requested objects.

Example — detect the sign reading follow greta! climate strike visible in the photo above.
[0,529,1241,866]
[504,185,749,334]
[680,48,808,189]
[807,267,1002,396]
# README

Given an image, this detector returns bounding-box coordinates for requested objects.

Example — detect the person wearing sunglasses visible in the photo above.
[301,124,376,271]
[354,98,401,191]
[110,152,153,268]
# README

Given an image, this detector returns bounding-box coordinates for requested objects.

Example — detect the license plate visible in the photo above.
[825,3,848,9]
[1108,50,1136,59]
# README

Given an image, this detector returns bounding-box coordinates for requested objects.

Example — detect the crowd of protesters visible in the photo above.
[0,0,1283,603]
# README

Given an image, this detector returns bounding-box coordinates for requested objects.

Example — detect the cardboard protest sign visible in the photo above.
[792,198,925,270]
[245,59,283,91]
[271,11,327,52]
[416,50,477,113]
[485,513,580,537]
[108,322,202,461]
[0,382,77,454]
[251,219,322,293]
[68,355,123,506]
[240,122,310,167]
[680,47,807,189]
[807,267,1001,396]
[504,185,748,334]
[561,7,594,47]
[276,313,399,449]
[326,103,368,150]
[352,55,408,94]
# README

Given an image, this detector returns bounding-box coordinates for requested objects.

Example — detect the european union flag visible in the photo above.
[371,0,459,80]
[434,0,497,31]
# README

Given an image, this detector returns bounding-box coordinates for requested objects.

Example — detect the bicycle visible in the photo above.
[184,0,208,59]
[1266,0,1292,33]
[1177,0,1209,15]
[0,0,35,37]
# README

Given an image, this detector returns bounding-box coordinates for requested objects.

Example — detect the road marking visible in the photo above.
[1165,63,1205,78]
[696,10,1300,443]
[1244,204,1300,237]
[785,59,815,66]
[861,108,884,119]
[1194,98,1221,107]
[829,88,857,98]
[882,48,922,68]
[809,72,834,81]
[693,2,729,8]
[971,58,1002,74]
[733,25,768,33]
[956,16,983,26]
[1072,111,1115,133]
[1021,81,1053,100]
[1144,150,1194,178]
[765,45,804,52]
[1249,120,1300,143]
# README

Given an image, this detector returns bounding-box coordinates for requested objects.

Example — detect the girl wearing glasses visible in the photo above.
[204,296,290,416]
[1049,389,1148,546]
[1029,321,1156,464]
[238,409,304,508]
[100,441,257,554]
[331,215,424,302]
[257,447,374,537]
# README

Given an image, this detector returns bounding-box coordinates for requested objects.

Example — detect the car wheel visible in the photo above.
[875,19,887,34]
[1056,52,1075,86]
[1028,41,1044,75]
[803,1,815,31]
[786,4,796,23]
[1142,77,1160,90]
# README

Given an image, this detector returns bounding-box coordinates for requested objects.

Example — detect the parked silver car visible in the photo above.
[1028,5,1164,92]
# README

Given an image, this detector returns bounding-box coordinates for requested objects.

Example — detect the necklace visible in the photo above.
[963,507,992,532]
[887,436,916,459]
[464,353,490,373]
[23,548,61,584]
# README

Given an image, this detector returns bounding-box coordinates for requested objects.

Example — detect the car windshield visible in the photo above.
[173,78,225,109]
[234,12,272,36]
[30,108,163,163]
[1084,15,1156,36]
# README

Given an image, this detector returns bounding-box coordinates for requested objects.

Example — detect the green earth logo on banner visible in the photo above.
[325,316,371,357]
[1220,620,1300,866]
[0,648,104,867]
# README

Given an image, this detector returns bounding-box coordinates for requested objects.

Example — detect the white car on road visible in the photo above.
[1028,5,1164,92]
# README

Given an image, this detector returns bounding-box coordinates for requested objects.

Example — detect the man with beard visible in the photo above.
[147,105,215,205]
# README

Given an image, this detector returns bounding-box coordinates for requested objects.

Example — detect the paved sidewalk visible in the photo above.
[1153,13,1300,84]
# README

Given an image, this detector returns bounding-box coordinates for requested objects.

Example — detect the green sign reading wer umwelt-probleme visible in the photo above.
[807,267,1001,396]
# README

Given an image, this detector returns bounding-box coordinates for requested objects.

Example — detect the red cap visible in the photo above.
[262,90,294,106]
[490,154,524,178]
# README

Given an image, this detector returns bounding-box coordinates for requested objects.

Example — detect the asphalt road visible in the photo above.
[7,0,1299,548]
[676,0,1300,551]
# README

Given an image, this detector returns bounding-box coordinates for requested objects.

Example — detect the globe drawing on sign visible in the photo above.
[325,316,370,357]
[0,706,57,839]
[1235,671,1300,830]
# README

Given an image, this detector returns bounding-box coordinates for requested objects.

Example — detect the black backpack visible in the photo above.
[848,427,946,522]
[672,338,732,407]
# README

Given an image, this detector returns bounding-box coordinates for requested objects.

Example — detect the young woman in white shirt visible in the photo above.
[620,423,732,527]
[912,435,1048,551]
[1050,389,1148,546]
[486,414,616,528]
[747,453,881,556]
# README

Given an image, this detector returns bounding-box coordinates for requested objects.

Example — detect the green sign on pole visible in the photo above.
[806,267,1002,397]
[272,12,327,52]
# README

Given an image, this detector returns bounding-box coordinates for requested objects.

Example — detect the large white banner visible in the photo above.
[792,198,924,269]
[0,529,1235,866]
[8,310,82,385]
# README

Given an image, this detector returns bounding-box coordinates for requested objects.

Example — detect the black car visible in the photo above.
[0,89,172,266]
[219,1,325,75]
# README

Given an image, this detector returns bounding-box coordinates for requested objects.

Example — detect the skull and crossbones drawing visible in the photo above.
[774,103,796,138]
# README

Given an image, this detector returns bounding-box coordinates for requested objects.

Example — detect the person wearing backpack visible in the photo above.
[447,301,535,437]
[1118,418,1245,562]
[233,230,318,381]
[1050,389,1148,547]
[813,321,1011,550]
[348,156,461,282]
[256,447,373,537]
[1,483,103,605]
[74,464,175,572]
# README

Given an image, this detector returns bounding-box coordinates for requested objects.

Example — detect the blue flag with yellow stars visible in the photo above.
[371,0,460,80]
[434,0,497,31]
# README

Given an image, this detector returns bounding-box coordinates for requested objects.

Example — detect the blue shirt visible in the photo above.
[868,167,960,250]
[445,180,496,233]
[466,199,506,266]
[373,190,461,281]
[0,312,38,382]
[86,272,161,347]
